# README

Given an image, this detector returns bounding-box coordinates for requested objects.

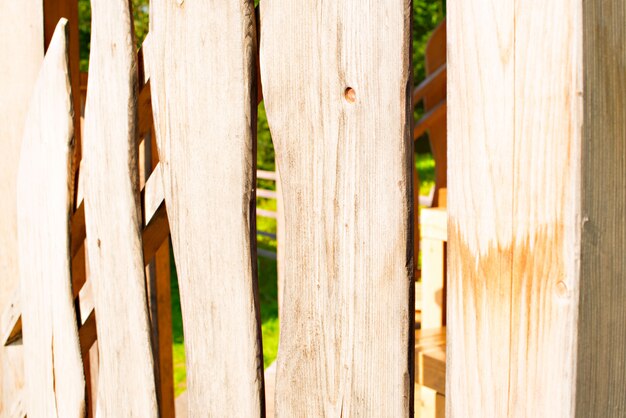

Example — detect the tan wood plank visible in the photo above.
[447,0,515,415]
[149,1,265,415]
[82,0,158,415]
[420,237,445,330]
[435,393,445,418]
[16,19,85,418]
[449,0,625,416]
[260,1,413,415]
[420,349,446,396]
[506,2,583,415]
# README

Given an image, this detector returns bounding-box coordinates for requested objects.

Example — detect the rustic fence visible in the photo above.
[2,0,414,416]
[3,0,626,417]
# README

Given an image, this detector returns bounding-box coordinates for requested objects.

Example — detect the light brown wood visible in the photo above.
[149,1,265,415]
[83,0,158,415]
[17,19,85,418]
[420,208,447,330]
[435,393,445,418]
[421,349,446,396]
[261,0,413,415]
[152,240,175,418]
[447,0,514,415]
[449,0,625,416]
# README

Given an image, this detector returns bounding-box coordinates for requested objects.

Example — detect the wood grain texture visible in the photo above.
[447,0,624,416]
[576,0,626,415]
[83,0,158,415]
[508,1,582,415]
[0,1,43,412]
[420,208,447,330]
[17,19,85,418]
[149,1,265,415]
[447,0,514,415]
[260,0,413,416]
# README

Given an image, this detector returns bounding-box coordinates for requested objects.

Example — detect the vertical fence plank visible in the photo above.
[260,1,413,415]
[577,0,626,415]
[0,1,43,414]
[83,0,158,415]
[17,20,85,418]
[149,1,265,415]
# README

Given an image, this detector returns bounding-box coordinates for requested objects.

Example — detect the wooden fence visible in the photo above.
[1,0,625,417]
[2,0,413,416]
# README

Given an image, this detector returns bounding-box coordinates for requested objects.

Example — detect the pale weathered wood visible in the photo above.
[83,0,158,415]
[447,0,514,415]
[576,0,626,415]
[260,0,413,415]
[421,208,447,330]
[149,1,265,415]
[17,19,85,418]
[449,0,625,416]
[0,1,43,412]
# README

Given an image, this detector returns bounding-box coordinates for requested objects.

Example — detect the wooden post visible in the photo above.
[448,0,626,416]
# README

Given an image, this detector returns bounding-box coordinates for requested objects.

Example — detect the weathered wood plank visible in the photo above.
[576,1,626,415]
[17,19,85,418]
[149,1,265,415]
[260,1,413,415]
[83,0,158,415]
[447,0,515,415]
[0,1,43,412]
[449,0,626,416]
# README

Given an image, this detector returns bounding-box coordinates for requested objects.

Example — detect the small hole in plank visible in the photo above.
[344,87,356,104]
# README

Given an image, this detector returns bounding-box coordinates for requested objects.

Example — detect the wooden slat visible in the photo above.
[257,208,277,219]
[152,241,175,418]
[576,1,626,415]
[83,0,158,415]
[16,20,85,418]
[256,188,278,199]
[420,349,446,396]
[260,1,413,415]
[412,64,447,106]
[0,1,42,411]
[149,1,265,415]
[413,100,446,140]
[257,169,277,181]
[447,0,514,415]
[4,164,168,347]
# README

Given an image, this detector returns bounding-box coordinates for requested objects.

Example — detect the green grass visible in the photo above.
[416,152,435,196]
